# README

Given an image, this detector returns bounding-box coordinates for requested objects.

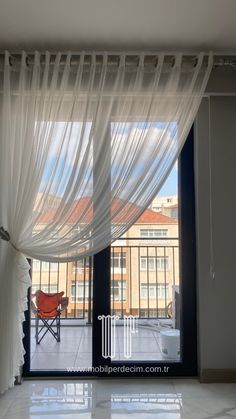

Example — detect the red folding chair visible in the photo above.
[32,290,68,344]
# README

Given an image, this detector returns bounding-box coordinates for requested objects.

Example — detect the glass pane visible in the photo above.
[30,258,93,371]
[110,164,180,362]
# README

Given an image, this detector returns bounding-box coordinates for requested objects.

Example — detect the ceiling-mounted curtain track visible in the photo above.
[0,50,233,69]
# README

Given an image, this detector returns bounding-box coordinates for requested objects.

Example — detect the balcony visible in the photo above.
[30,238,180,370]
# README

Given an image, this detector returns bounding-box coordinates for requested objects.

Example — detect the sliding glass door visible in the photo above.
[91,127,196,377]
[23,127,196,377]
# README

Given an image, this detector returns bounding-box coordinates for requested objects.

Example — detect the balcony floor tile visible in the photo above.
[31,351,77,370]
[30,325,179,370]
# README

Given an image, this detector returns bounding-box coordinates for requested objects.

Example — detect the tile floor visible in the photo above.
[31,325,177,370]
[1,378,236,418]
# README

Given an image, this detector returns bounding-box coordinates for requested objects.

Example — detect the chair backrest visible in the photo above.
[35,290,64,314]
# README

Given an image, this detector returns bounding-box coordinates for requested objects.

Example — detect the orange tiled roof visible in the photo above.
[36,197,177,225]
[136,210,177,224]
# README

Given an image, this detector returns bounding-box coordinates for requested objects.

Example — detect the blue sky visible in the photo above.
[38,121,178,198]
[158,165,178,196]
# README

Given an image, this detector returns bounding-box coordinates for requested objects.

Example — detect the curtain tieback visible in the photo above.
[0,226,19,251]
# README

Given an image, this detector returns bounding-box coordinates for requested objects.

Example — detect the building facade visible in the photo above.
[149,195,178,219]
[32,201,179,320]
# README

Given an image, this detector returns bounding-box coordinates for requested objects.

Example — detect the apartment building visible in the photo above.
[150,194,178,219]
[32,204,179,319]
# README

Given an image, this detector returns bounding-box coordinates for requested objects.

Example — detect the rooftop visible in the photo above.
[37,196,178,225]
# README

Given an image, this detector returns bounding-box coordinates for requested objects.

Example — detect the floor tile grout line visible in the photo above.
[74,334,92,367]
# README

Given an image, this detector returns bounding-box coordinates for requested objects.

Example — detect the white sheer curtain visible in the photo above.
[0,50,212,393]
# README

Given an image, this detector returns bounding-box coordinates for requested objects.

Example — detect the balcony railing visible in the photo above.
[31,238,179,321]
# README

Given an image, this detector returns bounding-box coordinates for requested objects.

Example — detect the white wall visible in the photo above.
[195,94,236,374]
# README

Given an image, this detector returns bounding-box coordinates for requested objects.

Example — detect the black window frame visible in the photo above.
[23,126,197,378]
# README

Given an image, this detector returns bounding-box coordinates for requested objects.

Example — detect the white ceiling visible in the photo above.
[1,0,236,52]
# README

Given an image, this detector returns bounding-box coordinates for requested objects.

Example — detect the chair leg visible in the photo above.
[57,315,61,342]
[35,315,39,344]
[35,314,61,344]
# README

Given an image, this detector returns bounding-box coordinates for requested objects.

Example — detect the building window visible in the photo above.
[111,280,126,301]
[111,252,126,273]
[71,281,89,302]
[140,229,168,238]
[112,309,122,316]
[157,308,166,317]
[72,258,90,274]
[140,308,166,318]
[71,309,84,318]
[31,284,58,293]
[32,260,58,272]
[140,256,169,271]
[140,283,169,299]
[140,309,148,318]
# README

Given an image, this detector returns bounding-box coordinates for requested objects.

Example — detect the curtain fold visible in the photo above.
[0,50,212,393]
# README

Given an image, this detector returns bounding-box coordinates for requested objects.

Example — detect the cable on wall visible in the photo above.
[208,96,215,280]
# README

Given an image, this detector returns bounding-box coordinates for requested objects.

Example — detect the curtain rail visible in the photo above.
[0,50,211,56]
[0,56,234,68]
[0,56,232,68]
[0,52,235,67]
[2,49,236,55]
